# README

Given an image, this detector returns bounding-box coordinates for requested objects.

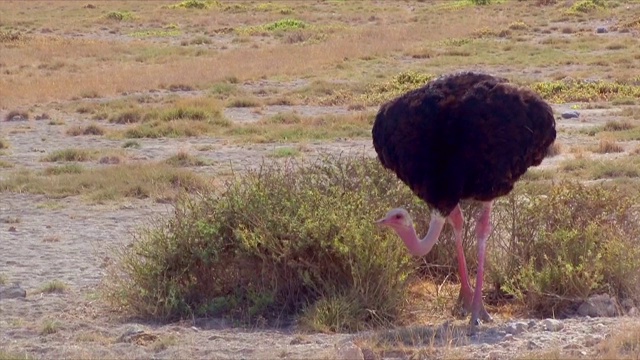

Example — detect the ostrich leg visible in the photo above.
[449,205,492,321]
[470,201,494,326]
[447,205,473,315]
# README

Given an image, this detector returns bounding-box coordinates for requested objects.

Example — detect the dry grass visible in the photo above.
[0,162,212,202]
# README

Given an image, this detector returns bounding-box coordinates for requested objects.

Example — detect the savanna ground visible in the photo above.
[2,0,640,359]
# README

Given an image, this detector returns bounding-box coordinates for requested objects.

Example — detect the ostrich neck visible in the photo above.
[397,212,446,257]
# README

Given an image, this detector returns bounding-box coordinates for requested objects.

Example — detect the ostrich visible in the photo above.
[372,72,556,326]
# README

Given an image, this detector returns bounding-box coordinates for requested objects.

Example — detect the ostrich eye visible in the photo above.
[394,214,402,219]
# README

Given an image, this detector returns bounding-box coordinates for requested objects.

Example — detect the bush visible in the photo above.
[490,181,640,316]
[105,156,418,331]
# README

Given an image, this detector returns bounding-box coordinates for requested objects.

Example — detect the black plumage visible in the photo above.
[373,72,556,216]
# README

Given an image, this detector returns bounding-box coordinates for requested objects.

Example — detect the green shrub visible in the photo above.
[105,155,417,330]
[569,0,606,13]
[104,11,134,21]
[490,182,640,316]
[168,0,217,9]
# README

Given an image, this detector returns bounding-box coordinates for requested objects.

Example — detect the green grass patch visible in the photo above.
[532,79,640,104]
[41,149,98,162]
[359,71,434,106]
[130,29,182,38]
[0,138,9,149]
[42,164,84,175]
[567,0,606,14]
[104,11,135,21]
[41,319,60,335]
[39,280,67,294]
[66,124,105,136]
[0,160,13,168]
[268,147,301,158]
[239,19,309,35]
[165,152,209,167]
[168,0,217,9]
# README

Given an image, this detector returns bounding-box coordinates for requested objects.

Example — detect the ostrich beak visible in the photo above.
[374,217,387,226]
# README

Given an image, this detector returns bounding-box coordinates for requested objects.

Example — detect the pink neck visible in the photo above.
[395,212,446,257]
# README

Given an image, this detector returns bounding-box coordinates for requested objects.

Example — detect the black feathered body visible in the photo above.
[372,72,556,216]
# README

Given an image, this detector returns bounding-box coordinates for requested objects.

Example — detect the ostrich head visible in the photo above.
[375,208,413,230]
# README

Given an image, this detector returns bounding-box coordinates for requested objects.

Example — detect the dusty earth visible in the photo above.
[1,88,639,359]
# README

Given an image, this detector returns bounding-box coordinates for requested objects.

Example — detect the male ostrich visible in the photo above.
[372,72,556,326]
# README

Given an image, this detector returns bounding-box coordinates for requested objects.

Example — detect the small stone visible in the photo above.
[503,334,514,341]
[337,342,364,360]
[528,320,537,329]
[527,340,540,350]
[629,307,638,317]
[596,27,608,34]
[561,110,580,119]
[564,343,581,350]
[578,294,619,317]
[0,284,27,299]
[544,319,564,332]
[191,326,199,332]
[488,351,501,360]
[8,226,16,232]
[505,322,528,335]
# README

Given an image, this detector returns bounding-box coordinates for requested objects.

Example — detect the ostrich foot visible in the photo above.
[456,288,492,324]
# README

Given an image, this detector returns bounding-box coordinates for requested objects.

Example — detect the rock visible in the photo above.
[337,342,364,360]
[561,110,580,119]
[564,343,581,350]
[628,307,638,317]
[596,27,608,34]
[505,322,528,335]
[527,340,540,350]
[578,294,619,317]
[0,284,27,299]
[117,326,145,343]
[503,334,514,342]
[544,319,564,332]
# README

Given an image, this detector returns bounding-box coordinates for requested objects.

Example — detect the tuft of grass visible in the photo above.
[604,120,635,132]
[164,151,209,167]
[104,11,134,21]
[596,324,640,359]
[0,138,9,149]
[239,19,309,35]
[42,164,84,176]
[5,110,29,121]
[360,71,434,106]
[269,147,301,158]
[0,274,7,285]
[110,110,143,124]
[227,97,262,108]
[168,0,216,9]
[568,0,606,13]
[122,140,141,149]
[41,319,60,335]
[66,124,105,136]
[41,149,97,162]
[0,160,13,168]
[594,139,624,154]
[39,280,67,294]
